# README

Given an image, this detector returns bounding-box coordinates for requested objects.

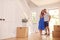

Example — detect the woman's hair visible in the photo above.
[41,10,44,16]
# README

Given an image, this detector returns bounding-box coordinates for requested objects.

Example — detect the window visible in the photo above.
[49,9,59,25]
[48,8,59,33]
[32,12,37,23]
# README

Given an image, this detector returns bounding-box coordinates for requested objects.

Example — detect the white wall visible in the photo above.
[0,0,31,39]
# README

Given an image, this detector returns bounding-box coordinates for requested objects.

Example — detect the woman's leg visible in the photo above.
[40,30,42,35]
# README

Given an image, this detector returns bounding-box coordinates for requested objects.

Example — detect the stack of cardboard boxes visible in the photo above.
[52,25,60,38]
[16,27,28,38]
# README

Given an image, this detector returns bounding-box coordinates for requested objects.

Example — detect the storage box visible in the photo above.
[53,38,60,40]
[54,25,60,31]
[16,27,28,38]
[52,31,60,38]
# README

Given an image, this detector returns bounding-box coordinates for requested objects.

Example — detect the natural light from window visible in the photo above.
[48,9,59,33]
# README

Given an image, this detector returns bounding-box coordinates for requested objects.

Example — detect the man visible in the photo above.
[44,9,51,35]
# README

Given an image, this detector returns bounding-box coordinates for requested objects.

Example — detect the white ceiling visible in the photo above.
[26,0,37,8]
[31,0,60,6]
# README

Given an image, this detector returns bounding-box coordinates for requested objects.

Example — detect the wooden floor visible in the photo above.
[1,33,60,40]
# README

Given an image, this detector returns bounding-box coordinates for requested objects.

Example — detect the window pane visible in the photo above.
[49,9,59,16]
[32,12,37,23]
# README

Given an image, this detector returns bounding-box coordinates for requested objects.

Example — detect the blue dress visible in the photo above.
[38,17,45,30]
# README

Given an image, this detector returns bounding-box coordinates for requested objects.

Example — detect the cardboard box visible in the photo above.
[16,27,28,38]
[54,25,60,31]
[53,38,60,40]
[52,31,60,38]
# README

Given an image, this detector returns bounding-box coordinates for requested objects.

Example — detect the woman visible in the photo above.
[38,10,45,36]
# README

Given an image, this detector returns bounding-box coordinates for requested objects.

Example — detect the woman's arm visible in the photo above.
[40,15,43,18]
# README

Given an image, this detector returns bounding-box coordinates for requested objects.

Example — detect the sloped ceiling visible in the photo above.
[26,0,38,9]
[31,0,60,6]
